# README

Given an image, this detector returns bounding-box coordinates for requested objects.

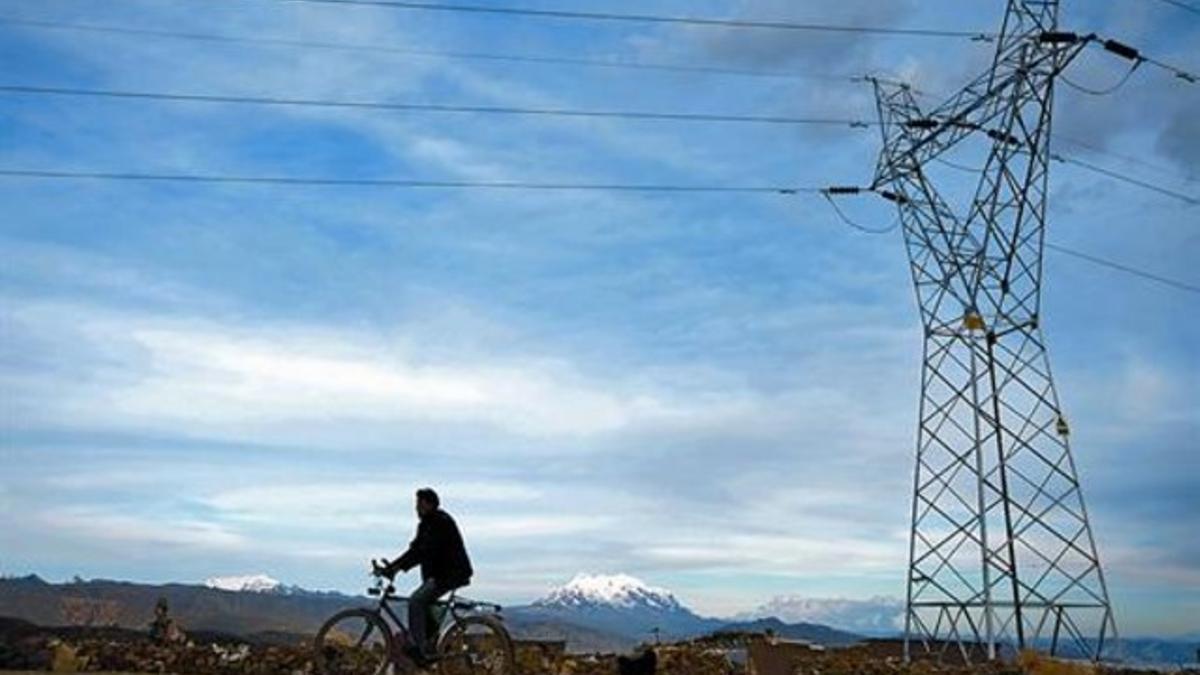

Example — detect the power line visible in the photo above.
[907,83,1199,186]
[1051,154,1200,206]
[1140,53,1199,83]
[907,92,1197,187]
[921,145,1199,204]
[1045,242,1200,294]
[0,83,876,128]
[902,85,1198,189]
[9,25,1187,186]
[5,84,1193,202]
[1059,63,1140,97]
[939,149,1197,204]
[241,0,994,40]
[1054,135,1198,185]
[1083,35,1198,84]
[3,86,1192,203]
[0,17,900,84]
[850,99,1198,202]
[0,168,818,194]
[927,148,1198,204]
[823,196,899,234]
[0,167,1191,294]
[1147,0,1200,16]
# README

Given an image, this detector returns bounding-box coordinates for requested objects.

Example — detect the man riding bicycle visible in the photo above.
[375,488,473,666]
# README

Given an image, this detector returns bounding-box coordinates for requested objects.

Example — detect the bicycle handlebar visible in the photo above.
[364,559,501,612]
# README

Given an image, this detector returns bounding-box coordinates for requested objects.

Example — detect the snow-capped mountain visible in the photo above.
[204,574,285,593]
[740,596,904,636]
[508,573,868,649]
[202,574,343,598]
[515,573,719,641]
[534,573,683,612]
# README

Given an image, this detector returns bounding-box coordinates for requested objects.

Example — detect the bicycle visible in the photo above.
[313,560,515,675]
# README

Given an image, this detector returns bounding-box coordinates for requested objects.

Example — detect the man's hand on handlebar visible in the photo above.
[371,558,396,579]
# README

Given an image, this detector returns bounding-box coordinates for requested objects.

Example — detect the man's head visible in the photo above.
[415,487,440,518]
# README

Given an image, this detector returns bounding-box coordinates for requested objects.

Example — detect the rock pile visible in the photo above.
[148,597,187,646]
[1,618,1193,675]
[0,633,314,674]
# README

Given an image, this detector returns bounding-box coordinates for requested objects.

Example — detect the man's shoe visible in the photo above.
[404,644,434,668]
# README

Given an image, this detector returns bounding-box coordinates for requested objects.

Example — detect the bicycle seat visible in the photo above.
[431,592,461,608]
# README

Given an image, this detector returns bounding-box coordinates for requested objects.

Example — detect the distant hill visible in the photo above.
[712,617,862,646]
[6,573,1187,664]
[501,614,634,653]
[0,575,356,638]
[1042,637,1200,668]
[504,573,864,651]
[0,573,867,654]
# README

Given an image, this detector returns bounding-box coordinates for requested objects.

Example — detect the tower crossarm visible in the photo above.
[870,34,1091,191]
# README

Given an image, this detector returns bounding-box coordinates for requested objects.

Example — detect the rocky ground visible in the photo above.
[1,620,1194,675]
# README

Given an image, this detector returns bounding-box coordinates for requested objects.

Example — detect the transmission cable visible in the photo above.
[1059,62,1141,97]
[880,85,1199,195]
[10,88,1190,203]
[0,168,820,195]
[0,167,1192,294]
[819,190,900,234]
[1085,37,1198,84]
[904,90,1197,186]
[234,0,994,40]
[928,152,1198,205]
[0,84,875,128]
[1146,0,1200,17]
[932,156,986,174]
[1045,243,1200,294]
[1141,54,1199,83]
[0,17,899,84]
[1054,136,1198,185]
[1051,155,1200,206]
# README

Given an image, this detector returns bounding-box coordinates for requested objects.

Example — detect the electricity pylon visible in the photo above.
[868,0,1118,663]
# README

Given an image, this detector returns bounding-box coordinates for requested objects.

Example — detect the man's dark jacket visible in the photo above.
[389,509,473,587]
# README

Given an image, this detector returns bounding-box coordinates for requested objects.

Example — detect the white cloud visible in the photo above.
[743,595,905,634]
[41,508,248,551]
[3,294,914,444]
[201,481,610,539]
[4,299,742,438]
[208,481,540,515]
[641,532,904,576]
[463,514,615,540]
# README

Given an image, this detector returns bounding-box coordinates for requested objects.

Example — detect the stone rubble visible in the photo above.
[1,628,1194,674]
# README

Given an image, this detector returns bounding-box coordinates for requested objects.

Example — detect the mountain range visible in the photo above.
[0,572,859,652]
[513,574,864,649]
[2,573,1195,664]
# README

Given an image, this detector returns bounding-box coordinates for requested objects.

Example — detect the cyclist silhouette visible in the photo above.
[377,487,473,665]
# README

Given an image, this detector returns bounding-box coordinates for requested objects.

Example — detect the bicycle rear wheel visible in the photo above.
[437,615,515,675]
[313,608,395,675]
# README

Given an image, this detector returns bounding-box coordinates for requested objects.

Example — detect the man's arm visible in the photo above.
[383,523,427,576]
[391,541,421,574]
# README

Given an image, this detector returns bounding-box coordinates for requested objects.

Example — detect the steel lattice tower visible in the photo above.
[869,0,1118,662]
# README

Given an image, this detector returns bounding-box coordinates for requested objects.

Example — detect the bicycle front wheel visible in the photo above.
[437,615,515,675]
[313,608,395,675]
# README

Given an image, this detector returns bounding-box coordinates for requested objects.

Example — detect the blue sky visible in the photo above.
[0,0,1197,638]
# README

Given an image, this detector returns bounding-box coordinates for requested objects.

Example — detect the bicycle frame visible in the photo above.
[365,575,502,649]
